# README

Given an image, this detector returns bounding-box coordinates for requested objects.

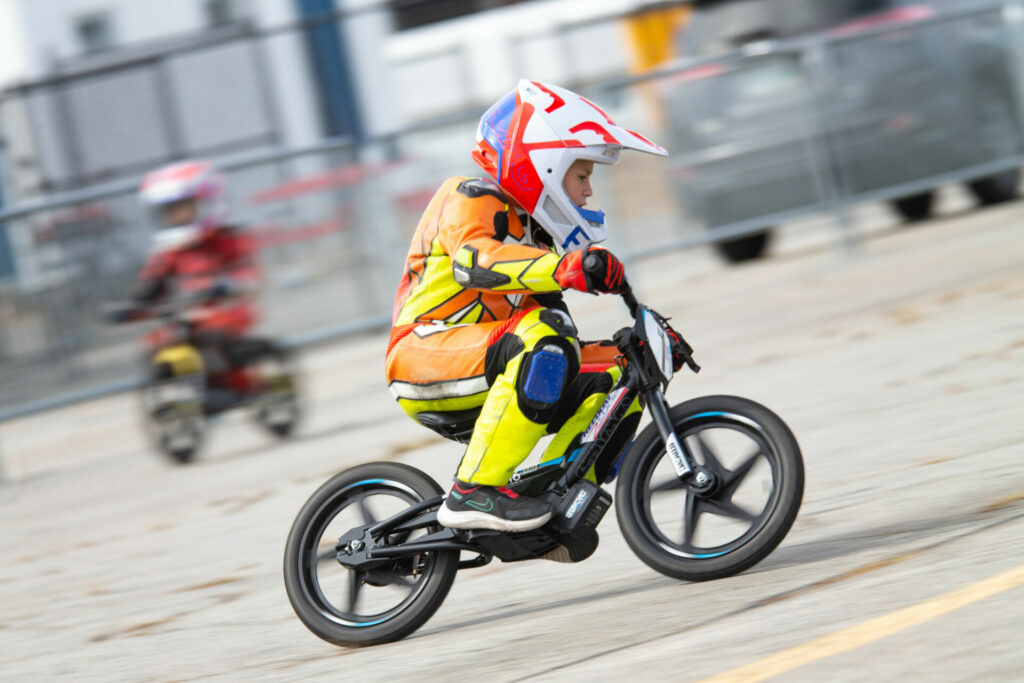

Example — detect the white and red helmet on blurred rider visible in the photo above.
[472,80,667,254]
[140,160,228,252]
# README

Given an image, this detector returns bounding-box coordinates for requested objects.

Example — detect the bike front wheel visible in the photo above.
[283,462,458,646]
[616,395,803,581]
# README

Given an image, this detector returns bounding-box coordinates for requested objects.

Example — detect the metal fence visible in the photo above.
[0,23,286,196]
[3,0,1024,418]
[0,3,637,199]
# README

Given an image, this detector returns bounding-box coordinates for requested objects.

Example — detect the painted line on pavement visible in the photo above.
[701,563,1024,683]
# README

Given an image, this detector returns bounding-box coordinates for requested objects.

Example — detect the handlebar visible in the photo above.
[104,299,195,324]
[582,251,640,318]
[104,287,232,324]
[619,283,640,318]
[580,250,700,374]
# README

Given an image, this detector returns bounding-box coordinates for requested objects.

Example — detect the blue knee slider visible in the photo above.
[522,345,569,406]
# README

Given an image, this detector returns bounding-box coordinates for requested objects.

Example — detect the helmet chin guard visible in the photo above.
[151,224,203,253]
[473,80,667,253]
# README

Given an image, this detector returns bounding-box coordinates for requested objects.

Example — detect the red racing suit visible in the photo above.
[133,226,261,383]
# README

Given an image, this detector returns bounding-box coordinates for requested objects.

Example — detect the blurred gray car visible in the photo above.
[664,0,1024,261]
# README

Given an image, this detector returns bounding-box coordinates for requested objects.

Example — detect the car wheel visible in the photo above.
[968,169,1020,206]
[891,191,935,223]
[714,229,771,263]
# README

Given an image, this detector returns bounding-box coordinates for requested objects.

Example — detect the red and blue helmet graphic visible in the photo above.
[472,80,666,253]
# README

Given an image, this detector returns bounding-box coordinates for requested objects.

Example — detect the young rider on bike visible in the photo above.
[386,80,675,532]
[113,160,261,397]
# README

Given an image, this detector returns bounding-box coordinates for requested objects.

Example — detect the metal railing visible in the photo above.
[3,0,1024,419]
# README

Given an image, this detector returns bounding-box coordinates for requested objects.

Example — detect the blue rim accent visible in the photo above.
[352,478,389,486]
[687,411,726,419]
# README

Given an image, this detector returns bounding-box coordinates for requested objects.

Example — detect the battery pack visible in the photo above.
[552,480,612,535]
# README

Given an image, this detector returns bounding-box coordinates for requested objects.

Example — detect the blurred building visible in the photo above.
[0,0,386,199]
[0,0,677,203]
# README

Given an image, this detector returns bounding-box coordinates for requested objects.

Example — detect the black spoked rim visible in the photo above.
[296,479,440,628]
[635,413,783,560]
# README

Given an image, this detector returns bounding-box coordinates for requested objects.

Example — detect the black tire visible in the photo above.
[616,395,803,582]
[255,391,300,439]
[714,230,771,263]
[891,191,935,223]
[251,344,301,439]
[150,406,205,464]
[161,436,200,465]
[264,415,297,438]
[283,462,458,646]
[140,372,207,465]
[968,169,1020,206]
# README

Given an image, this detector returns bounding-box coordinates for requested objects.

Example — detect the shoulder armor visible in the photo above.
[456,178,506,202]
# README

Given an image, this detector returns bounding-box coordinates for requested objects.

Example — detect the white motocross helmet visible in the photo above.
[139,160,228,253]
[472,80,667,253]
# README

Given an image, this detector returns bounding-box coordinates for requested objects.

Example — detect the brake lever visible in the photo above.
[684,353,701,374]
[674,333,700,374]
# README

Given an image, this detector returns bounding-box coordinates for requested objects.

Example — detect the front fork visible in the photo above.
[643,386,715,491]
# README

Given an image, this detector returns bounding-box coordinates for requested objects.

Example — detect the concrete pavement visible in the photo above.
[1,196,1022,681]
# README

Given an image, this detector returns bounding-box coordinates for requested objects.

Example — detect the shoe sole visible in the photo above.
[436,506,553,533]
[540,545,573,563]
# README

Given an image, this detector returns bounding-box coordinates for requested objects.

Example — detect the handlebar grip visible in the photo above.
[582,252,603,274]
[581,250,638,315]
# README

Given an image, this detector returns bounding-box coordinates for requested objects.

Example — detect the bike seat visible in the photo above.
[416,408,481,444]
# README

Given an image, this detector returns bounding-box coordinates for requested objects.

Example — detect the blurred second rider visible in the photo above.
[129,160,261,396]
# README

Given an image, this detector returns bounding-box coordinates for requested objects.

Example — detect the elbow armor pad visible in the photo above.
[453,245,512,289]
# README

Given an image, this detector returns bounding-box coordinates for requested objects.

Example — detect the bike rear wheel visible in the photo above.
[616,395,803,581]
[141,371,206,464]
[283,462,458,646]
[250,344,301,438]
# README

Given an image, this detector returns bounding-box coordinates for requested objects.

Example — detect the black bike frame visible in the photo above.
[544,286,698,489]
[337,286,701,567]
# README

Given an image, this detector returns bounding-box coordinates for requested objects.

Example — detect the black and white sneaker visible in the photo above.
[437,480,553,532]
